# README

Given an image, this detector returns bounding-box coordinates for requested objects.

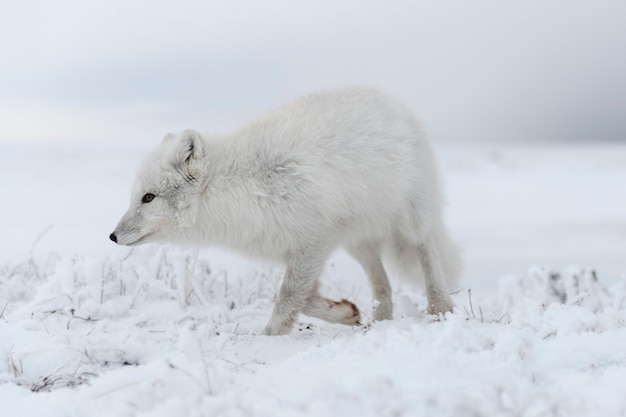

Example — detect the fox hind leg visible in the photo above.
[348,242,393,321]
[417,235,454,315]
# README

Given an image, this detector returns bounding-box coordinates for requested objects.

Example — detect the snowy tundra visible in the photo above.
[110,87,461,335]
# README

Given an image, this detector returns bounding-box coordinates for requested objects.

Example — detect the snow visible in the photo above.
[1,138,626,416]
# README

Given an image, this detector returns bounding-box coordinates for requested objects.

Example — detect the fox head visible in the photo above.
[110,130,207,246]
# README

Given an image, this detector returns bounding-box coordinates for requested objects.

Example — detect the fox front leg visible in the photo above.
[262,252,326,335]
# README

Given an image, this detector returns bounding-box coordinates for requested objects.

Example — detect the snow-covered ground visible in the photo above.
[1,138,626,416]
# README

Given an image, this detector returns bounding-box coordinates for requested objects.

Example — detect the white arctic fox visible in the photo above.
[110,87,461,335]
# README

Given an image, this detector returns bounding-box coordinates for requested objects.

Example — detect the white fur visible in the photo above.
[111,87,462,335]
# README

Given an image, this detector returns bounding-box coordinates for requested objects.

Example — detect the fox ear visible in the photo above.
[170,130,204,182]
[175,129,204,163]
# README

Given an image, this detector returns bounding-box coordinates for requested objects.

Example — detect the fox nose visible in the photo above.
[109,232,118,243]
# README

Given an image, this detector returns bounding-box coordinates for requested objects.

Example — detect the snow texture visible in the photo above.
[1,139,626,416]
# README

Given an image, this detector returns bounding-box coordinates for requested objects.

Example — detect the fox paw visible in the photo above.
[427,297,454,316]
[333,299,361,326]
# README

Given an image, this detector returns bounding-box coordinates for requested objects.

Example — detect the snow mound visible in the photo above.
[2,250,626,417]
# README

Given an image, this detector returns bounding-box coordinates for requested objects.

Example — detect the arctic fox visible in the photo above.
[110,87,461,335]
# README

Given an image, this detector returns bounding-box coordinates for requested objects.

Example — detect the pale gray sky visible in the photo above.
[1,0,625,142]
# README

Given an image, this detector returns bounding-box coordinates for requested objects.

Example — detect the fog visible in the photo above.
[1,0,625,142]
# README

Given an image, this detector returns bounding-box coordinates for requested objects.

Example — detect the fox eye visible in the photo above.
[142,193,155,203]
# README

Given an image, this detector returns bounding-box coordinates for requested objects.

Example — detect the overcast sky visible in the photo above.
[1,1,625,142]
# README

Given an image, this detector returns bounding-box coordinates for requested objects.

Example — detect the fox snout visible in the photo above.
[109,232,118,243]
